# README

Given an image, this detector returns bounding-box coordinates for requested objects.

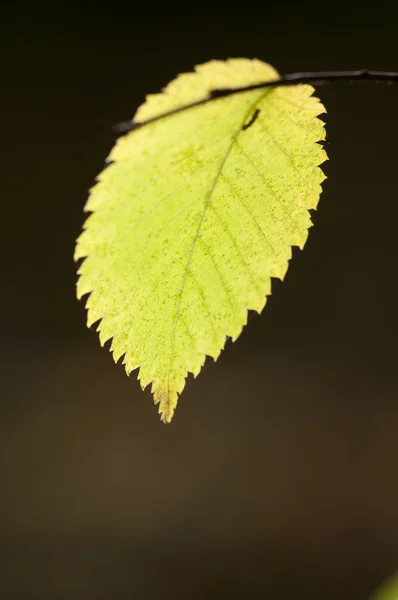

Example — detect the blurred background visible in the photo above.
[1,1,398,598]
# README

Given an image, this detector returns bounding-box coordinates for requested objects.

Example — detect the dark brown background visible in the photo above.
[1,1,397,598]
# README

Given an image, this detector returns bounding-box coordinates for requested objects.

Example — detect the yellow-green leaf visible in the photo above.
[75,58,327,422]
[371,573,398,600]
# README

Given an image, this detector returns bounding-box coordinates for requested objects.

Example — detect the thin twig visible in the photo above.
[114,69,398,134]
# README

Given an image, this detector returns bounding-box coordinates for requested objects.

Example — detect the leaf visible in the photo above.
[371,573,398,600]
[75,58,327,423]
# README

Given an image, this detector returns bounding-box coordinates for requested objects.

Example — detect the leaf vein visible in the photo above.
[257,117,312,191]
[221,173,282,269]
[166,92,269,399]
[236,140,301,230]
[208,202,263,303]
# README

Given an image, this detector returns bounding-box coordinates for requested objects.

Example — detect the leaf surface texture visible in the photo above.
[75,58,327,422]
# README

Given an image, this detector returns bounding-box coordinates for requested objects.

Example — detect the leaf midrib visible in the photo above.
[166,88,271,396]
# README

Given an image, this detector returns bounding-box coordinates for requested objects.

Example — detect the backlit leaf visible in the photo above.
[75,58,327,422]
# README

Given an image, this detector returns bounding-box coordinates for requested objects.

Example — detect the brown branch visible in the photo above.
[115,69,398,134]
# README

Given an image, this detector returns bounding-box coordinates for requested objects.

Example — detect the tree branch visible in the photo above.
[115,69,398,134]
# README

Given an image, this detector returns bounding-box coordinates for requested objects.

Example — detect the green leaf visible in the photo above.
[75,58,327,422]
[371,573,398,600]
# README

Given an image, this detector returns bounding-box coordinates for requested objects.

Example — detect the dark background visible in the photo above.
[1,1,397,598]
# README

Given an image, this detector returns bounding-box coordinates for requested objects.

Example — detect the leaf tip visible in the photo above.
[152,380,180,423]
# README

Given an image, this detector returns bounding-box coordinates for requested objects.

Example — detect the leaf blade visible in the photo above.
[75,58,327,422]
